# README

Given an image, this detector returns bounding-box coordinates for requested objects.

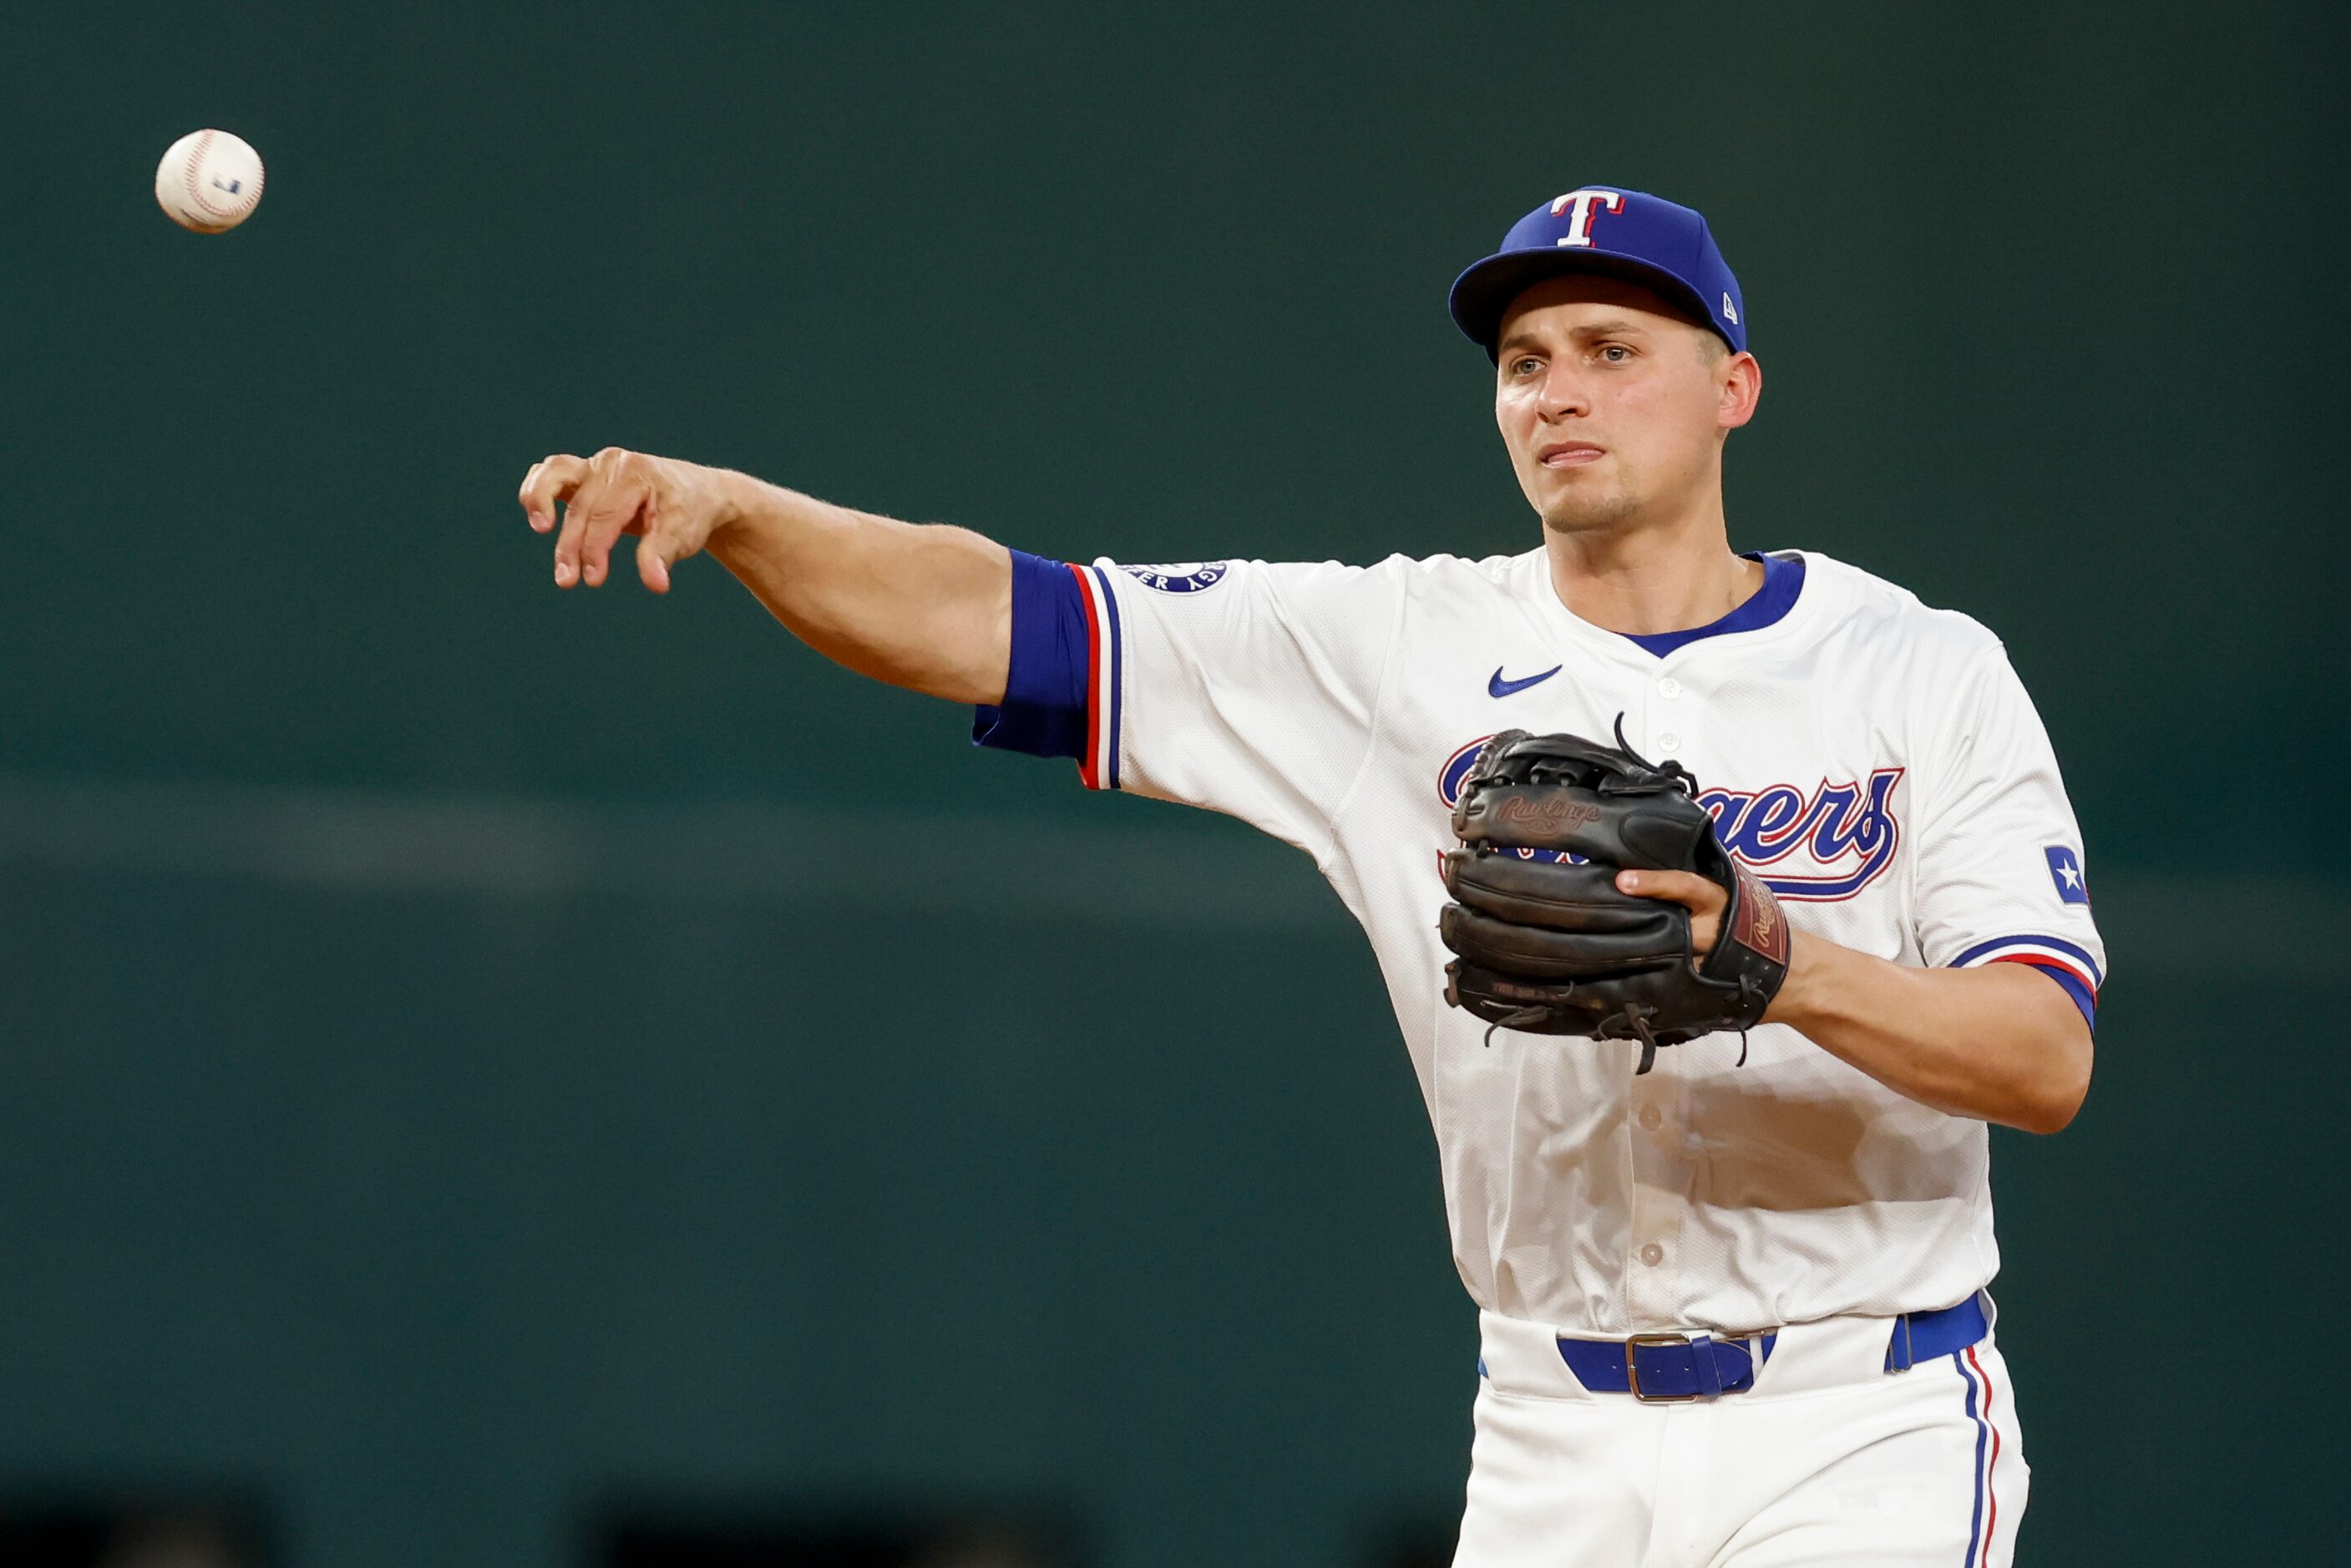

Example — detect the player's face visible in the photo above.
[1492,276,1758,537]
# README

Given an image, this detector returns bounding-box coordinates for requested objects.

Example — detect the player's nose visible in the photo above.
[1535,364,1593,417]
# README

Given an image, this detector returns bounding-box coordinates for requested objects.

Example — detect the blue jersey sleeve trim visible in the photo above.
[1621,552,1806,658]
[2007,958,2098,1033]
[970,549,1092,761]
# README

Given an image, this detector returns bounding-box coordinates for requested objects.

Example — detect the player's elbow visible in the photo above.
[2009,1027,2093,1135]
[2011,1080,2085,1136]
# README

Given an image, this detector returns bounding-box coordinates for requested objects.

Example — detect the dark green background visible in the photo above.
[3,3,2344,1564]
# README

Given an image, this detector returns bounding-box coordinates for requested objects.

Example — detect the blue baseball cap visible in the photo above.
[1449,186,1746,359]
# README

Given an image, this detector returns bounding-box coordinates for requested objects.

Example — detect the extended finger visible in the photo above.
[551,470,616,588]
[635,528,676,594]
[519,453,588,534]
[577,481,650,588]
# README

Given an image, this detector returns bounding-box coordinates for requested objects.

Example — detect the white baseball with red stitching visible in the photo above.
[155,129,265,233]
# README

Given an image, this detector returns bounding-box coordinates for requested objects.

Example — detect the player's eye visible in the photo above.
[1507,356,1543,377]
[1598,344,1633,363]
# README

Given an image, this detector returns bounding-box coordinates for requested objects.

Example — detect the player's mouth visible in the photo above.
[1537,442,1604,469]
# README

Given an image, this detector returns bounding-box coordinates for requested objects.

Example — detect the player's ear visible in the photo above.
[1718,351,1762,432]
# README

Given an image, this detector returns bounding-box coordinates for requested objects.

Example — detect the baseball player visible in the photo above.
[520,185,2100,1565]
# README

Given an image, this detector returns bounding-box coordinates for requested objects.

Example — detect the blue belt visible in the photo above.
[1556,1292,1989,1403]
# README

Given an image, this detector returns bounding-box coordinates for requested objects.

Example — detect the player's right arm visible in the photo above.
[518,448,1011,706]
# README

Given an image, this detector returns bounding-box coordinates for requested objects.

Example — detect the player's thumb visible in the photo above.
[1617,868,1712,908]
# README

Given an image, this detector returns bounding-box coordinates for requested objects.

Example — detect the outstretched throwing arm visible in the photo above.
[519,448,1012,705]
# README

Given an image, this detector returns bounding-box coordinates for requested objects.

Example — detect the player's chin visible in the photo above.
[1538,484,1640,534]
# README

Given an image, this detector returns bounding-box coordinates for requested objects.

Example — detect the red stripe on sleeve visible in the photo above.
[1989,952,2097,994]
[1069,564,1104,790]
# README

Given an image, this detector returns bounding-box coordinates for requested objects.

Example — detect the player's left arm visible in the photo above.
[1622,869,2090,1134]
[1624,640,2100,1134]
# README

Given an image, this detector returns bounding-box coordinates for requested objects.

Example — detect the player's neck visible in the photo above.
[1541,504,1761,639]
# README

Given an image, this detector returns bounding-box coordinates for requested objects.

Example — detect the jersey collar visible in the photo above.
[1618,552,1806,658]
[1522,549,1815,665]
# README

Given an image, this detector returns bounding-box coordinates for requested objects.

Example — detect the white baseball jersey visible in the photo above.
[975,544,2105,1337]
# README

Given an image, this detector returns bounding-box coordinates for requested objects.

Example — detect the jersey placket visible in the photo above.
[1624,1045,1700,1327]
[1645,662,1693,763]
[1624,663,1701,1328]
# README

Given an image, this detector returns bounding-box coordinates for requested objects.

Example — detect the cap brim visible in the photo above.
[1448,250,1727,359]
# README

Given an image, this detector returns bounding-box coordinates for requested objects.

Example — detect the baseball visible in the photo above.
[155,129,265,233]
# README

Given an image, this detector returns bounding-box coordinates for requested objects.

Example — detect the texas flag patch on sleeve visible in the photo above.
[2044,845,2090,905]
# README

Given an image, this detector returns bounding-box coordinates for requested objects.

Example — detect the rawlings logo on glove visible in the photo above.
[1492,795,1605,834]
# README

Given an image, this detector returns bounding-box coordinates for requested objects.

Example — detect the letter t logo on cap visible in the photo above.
[1549,189,1625,249]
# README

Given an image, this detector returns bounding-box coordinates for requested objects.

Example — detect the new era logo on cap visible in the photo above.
[1449,185,1748,360]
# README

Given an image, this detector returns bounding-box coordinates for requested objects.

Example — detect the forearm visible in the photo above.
[1768,933,2093,1133]
[702,470,1011,705]
[525,447,1016,706]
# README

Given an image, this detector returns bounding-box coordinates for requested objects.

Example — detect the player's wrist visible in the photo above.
[703,466,766,544]
[1761,928,1834,1029]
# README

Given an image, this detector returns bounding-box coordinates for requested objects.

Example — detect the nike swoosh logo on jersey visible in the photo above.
[1487,665,1563,699]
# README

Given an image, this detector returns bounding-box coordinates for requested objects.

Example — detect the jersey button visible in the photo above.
[1639,1242,1664,1267]
[1658,677,1683,700]
[1657,732,1683,753]
[1638,1104,1664,1132]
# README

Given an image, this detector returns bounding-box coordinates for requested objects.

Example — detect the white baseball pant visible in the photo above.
[1454,1304,2028,1566]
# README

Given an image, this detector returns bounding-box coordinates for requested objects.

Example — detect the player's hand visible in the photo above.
[1615,869,1725,957]
[519,448,739,594]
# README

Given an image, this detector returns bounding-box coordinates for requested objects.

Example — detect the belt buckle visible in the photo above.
[1624,1333,1695,1404]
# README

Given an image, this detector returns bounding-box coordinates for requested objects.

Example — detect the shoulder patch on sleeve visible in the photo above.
[1117,562,1229,594]
[2043,845,2090,905]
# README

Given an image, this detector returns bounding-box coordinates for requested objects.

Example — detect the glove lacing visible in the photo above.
[1606,714,1699,797]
